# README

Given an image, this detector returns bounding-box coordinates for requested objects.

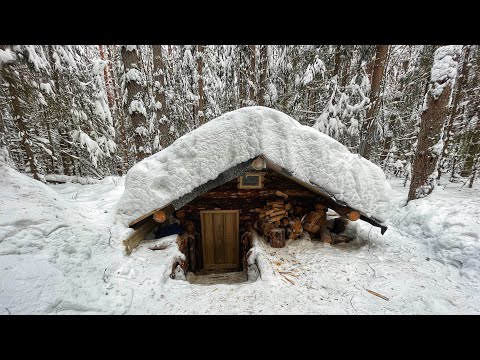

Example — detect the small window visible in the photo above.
[238,172,264,189]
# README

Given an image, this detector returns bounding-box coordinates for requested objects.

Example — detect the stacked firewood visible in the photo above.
[252,191,354,247]
[252,191,305,242]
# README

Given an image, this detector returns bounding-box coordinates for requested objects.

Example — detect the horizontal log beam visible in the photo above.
[198,189,317,199]
[123,217,158,255]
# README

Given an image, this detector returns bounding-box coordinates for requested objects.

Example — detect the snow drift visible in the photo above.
[117,106,392,226]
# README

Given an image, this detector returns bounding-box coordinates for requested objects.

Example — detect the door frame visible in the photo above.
[200,210,240,271]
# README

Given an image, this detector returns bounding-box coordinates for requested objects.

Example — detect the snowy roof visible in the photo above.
[117,106,392,227]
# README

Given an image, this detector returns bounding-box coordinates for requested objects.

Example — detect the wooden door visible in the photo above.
[200,210,240,271]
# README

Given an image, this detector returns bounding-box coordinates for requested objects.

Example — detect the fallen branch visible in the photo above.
[365,289,389,301]
[149,244,169,251]
[280,273,295,285]
[278,271,298,277]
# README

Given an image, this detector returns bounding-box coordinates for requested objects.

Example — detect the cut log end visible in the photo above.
[347,211,360,221]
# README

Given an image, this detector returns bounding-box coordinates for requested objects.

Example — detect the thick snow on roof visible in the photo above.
[117,106,392,226]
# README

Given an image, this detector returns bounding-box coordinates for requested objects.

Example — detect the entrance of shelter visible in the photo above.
[200,210,240,272]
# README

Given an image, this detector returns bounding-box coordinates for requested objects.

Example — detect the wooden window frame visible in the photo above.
[238,172,264,189]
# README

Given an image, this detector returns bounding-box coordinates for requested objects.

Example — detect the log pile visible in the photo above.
[171,211,197,278]
[252,191,355,247]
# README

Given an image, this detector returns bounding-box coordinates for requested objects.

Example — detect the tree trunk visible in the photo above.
[98,45,115,109]
[249,45,256,105]
[340,48,352,87]
[121,46,148,162]
[196,45,206,125]
[408,46,460,202]
[333,45,342,77]
[360,45,389,160]
[106,45,128,175]
[463,113,480,179]
[152,45,171,148]
[461,47,480,178]
[43,111,56,173]
[0,46,40,180]
[5,75,40,180]
[258,45,268,106]
[437,46,471,179]
[380,114,396,169]
[468,154,479,188]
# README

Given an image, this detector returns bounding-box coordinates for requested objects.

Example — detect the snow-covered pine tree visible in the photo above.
[121,45,149,162]
[152,45,173,150]
[408,46,462,201]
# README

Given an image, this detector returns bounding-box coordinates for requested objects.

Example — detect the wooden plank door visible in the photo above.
[200,210,239,271]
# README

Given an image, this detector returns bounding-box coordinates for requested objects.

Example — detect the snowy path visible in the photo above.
[1,165,479,314]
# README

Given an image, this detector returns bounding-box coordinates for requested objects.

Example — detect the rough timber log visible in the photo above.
[199,189,317,199]
[269,228,286,248]
[123,217,158,255]
[302,210,327,234]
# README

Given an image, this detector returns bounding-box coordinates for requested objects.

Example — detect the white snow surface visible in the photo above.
[117,106,392,226]
[1,165,480,314]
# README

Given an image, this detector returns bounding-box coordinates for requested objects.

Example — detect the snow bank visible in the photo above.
[390,182,480,280]
[118,106,391,226]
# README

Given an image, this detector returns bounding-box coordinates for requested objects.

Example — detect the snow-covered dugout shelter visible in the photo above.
[118,107,391,272]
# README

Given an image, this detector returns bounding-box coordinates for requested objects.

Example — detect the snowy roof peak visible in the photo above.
[117,106,392,226]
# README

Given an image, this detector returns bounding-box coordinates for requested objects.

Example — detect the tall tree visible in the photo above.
[152,45,172,148]
[258,45,268,106]
[408,46,461,201]
[196,45,206,125]
[359,45,389,160]
[0,45,40,180]
[248,45,256,105]
[121,45,148,162]
[437,46,471,179]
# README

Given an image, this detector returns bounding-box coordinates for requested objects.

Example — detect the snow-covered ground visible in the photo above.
[1,164,479,314]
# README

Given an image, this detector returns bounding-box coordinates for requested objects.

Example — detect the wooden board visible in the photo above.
[123,217,158,255]
[200,210,239,271]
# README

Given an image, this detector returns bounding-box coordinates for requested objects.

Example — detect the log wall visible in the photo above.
[181,170,319,271]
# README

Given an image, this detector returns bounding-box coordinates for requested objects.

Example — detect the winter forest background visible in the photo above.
[0,45,478,199]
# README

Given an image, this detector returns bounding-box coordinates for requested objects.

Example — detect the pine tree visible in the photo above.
[121,45,149,162]
[360,45,389,160]
[408,46,461,201]
[152,45,173,149]
[196,45,206,125]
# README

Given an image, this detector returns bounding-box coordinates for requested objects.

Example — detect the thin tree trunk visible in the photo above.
[437,46,471,179]
[121,46,148,162]
[196,45,205,125]
[461,47,480,177]
[106,45,128,174]
[258,45,268,106]
[360,45,389,160]
[469,154,479,188]
[340,48,352,87]
[47,45,75,176]
[0,45,40,180]
[249,45,256,105]
[408,47,460,202]
[333,45,342,77]
[6,76,40,180]
[98,45,115,109]
[43,112,56,172]
[152,45,172,148]
[380,114,396,168]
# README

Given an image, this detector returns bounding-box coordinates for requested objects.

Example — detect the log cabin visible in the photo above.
[117,107,391,275]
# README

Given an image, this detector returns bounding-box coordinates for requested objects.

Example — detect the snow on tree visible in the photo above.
[408,46,461,201]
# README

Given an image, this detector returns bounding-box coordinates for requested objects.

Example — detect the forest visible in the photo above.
[0,45,478,200]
